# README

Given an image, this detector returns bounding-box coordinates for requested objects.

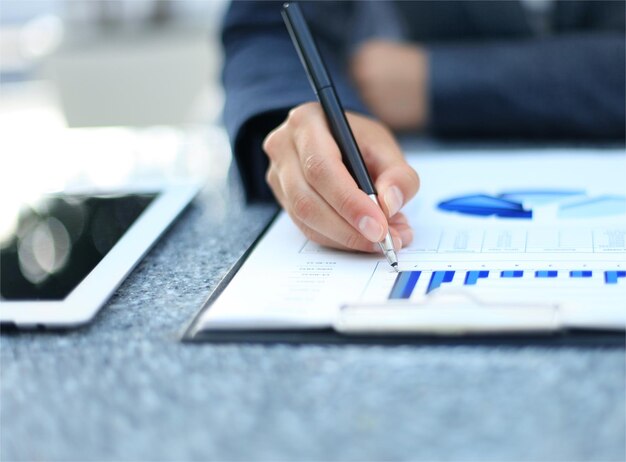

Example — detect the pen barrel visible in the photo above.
[281,3,332,90]
[318,87,377,195]
[282,2,376,195]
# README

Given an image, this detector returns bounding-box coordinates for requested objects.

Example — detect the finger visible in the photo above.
[392,222,413,247]
[389,211,409,226]
[275,164,408,251]
[268,160,372,251]
[291,109,389,243]
[274,158,407,251]
[291,216,376,253]
[349,122,420,219]
[267,131,359,248]
[290,213,404,253]
[388,212,412,247]
[262,120,291,163]
[277,149,400,252]
[266,165,288,210]
[374,163,420,218]
[281,187,409,252]
[368,155,419,219]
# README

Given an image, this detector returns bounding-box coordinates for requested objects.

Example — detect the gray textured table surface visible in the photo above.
[2,171,625,462]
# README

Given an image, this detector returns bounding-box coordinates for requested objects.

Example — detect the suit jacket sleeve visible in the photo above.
[221,1,368,201]
[429,28,625,139]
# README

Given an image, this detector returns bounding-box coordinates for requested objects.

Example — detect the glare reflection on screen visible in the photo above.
[1,193,156,300]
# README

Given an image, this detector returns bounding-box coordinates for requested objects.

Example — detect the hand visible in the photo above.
[350,40,428,131]
[263,102,420,253]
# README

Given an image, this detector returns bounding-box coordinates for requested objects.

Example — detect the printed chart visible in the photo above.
[438,190,626,219]
[197,150,626,333]
[360,261,626,303]
[390,269,626,298]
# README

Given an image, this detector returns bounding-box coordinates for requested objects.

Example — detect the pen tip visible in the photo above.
[392,262,399,273]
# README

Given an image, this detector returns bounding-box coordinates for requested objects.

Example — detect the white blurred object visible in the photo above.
[0,81,232,242]
[19,14,64,58]
[0,14,64,75]
[47,29,216,127]
[2,0,227,126]
[43,0,227,127]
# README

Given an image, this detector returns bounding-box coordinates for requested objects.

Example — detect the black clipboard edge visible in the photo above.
[180,212,625,348]
[180,210,281,341]
[187,327,625,348]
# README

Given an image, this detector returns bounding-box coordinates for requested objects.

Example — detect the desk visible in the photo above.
[2,160,625,461]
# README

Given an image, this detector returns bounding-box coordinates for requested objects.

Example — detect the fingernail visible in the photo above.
[384,186,404,217]
[399,228,413,246]
[358,216,384,242]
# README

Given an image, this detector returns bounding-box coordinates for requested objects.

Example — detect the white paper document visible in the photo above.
[195,149,626,334]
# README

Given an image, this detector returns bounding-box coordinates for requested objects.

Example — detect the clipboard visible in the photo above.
[181,213,625,347]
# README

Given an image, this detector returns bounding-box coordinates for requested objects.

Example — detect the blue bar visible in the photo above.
[464,270,489,285]
[605,270,626,284]
[501,270,523,278]
[535,270,558,278]
[426,271,455,294]
[389,271,421,299]
[570,270,592,278]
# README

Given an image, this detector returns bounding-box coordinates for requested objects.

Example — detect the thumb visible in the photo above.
[375,163,420,218]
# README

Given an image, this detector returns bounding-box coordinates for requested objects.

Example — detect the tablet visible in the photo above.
[1,184,199,328]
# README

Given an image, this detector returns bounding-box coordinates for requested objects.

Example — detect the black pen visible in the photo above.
[281,2,399,271]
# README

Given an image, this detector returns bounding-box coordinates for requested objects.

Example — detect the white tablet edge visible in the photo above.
[1,182,200,328]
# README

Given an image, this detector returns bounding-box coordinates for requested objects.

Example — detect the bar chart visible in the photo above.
[389,269,626,299]
[359,260,626,303]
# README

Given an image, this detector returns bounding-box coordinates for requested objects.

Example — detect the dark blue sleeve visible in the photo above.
[221,1,368,201]
[429,33,626,140]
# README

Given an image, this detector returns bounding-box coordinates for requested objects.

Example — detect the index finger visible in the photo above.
[352,124,420,218]
[292,112,389,243]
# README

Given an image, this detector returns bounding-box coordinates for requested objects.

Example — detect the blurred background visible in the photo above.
[0,0,231,233]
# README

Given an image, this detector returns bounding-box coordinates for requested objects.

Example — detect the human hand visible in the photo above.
[263,102,419,253]
[350,40,428,131]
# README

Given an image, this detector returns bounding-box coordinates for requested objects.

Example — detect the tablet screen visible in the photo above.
[1,193,157,300]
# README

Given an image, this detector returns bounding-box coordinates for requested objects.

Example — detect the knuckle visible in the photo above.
[288,102,320,127]
[291,192,316,222]
[265,167,275,188]
[262,130,280,159]
[302,153,328,184]
[287,107,300,125]
[287,105,308,126]
[336,190,360,221]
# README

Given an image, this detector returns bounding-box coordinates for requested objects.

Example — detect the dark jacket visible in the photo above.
[222,0,626,201]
